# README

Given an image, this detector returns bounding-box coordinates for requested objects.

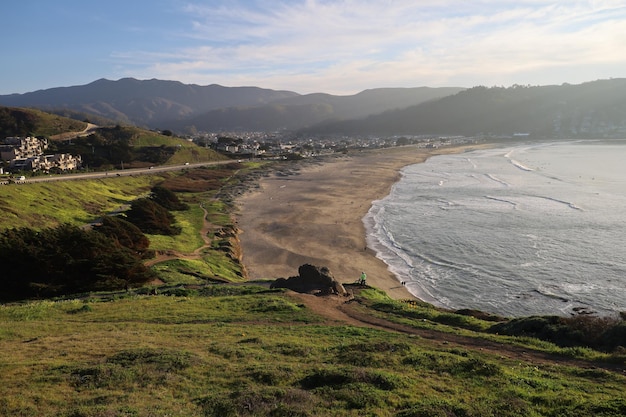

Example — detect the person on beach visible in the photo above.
[359,271,367,286]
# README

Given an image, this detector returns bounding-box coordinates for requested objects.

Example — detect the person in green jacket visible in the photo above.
[359,271,367,286]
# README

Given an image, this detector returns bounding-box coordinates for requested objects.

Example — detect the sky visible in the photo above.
[1,0,625,95]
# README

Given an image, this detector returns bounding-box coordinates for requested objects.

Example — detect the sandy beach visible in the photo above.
[236,144,484,300]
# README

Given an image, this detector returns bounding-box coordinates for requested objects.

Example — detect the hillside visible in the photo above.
[168,87,464,133]
[0,153,625,415]
[0,78,463,132]
[0,78,299,128]
[305,79,626,138]
[1,283,625,416]
[0,106,87,137]
[0,106,225,170]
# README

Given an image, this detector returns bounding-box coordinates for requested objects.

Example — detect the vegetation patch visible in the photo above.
[490,315,626,353]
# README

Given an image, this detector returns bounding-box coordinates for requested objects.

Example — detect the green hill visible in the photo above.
[0,285,624,416]
[0,106,87,137]
[0,151,625,416]
[305,79,626,138]
[0,106,226,170]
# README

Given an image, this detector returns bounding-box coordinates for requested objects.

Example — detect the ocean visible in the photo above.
[365,140,626,317]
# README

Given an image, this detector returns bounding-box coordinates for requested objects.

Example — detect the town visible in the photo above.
[0,136,82,176]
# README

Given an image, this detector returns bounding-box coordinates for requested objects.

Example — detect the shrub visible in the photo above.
[93,215,150,256]
[0,224,156,301]
[150,185,189,211]
[124,198,181,235]
[490,315,625,352]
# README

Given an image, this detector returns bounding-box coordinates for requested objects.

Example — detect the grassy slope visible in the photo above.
[0,288,625,417]
[0,106,88,137]
[0,161,625,416]
[0,176,159,230]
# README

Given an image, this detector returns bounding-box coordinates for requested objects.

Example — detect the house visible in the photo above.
[2,136,82,172]
[0,136,48,161]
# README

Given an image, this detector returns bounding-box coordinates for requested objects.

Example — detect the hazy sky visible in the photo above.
[2,0,625,95]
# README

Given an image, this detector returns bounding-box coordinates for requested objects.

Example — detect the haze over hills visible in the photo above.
[304,78,626,139]
[0,78,463,133]
[0,78,299,128]
[1,78,625,139]
[166,87,464,132]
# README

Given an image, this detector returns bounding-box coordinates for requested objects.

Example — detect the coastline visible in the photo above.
[235,144,488,300]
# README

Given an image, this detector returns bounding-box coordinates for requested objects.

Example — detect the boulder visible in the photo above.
[270,264,347,295]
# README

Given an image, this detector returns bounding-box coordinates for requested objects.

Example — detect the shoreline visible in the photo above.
[235,143,489,300]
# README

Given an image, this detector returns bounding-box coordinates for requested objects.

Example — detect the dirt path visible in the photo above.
[144,203,216,267]
[285,290,626,375]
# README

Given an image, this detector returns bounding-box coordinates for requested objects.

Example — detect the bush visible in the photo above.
[0,224,156,301]
[490,315,625,352]
[124,198,181,235]
[150,185,189,211]
[93,215,150,256]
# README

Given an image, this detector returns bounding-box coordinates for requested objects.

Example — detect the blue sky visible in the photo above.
[1,0,625,95]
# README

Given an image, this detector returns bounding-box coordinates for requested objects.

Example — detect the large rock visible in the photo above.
[271,264,347,295]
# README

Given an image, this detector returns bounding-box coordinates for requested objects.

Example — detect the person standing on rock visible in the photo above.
[359,271,367,286]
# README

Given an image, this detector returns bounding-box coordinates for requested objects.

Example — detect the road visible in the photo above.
[49,123,100,141]
[15,160,234,184]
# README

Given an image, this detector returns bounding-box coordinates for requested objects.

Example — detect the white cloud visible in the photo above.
[117,0,626,93]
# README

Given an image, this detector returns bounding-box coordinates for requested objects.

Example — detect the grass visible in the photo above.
[165,146,226,165]
[1,106,87,137]
[146,205,207,253]
[1,161,625,416]
[1,290,625,416]
[356,288,624,364]
[0,176,159,230]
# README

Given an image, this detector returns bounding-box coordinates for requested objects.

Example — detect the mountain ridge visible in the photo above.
[3,78,625,138]
[0,78,464,132]
[302,79,626,138]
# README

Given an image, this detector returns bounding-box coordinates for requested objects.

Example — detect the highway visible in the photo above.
[4,160,234,184]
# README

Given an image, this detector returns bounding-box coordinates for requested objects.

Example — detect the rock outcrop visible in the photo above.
[270,264,347,295]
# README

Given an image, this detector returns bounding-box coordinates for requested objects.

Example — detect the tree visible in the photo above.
[150,185,189,211]
[93,216,152,258]
[124,198,181,235]
[0,224,156,301]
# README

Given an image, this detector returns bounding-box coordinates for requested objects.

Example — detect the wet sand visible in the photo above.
[236,144,485,300]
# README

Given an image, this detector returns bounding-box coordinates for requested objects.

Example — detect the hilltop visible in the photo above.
[304,79,626,138]
[0,78,463,133]
[0,106,87,138]
[0,105,225,172]
[3,78,626,139]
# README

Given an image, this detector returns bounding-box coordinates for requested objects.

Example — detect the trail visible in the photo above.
[285,289,626,376]
[144,203,216,267]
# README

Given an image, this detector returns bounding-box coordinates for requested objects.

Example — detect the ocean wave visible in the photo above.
[537,195,583,211]
[509,159,534,172]
[364,141,626,317]
[485,173,510,186]
[484,195,517,208]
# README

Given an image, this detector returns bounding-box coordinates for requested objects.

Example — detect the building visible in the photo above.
[2,136,82,172]
[0,136,48,161]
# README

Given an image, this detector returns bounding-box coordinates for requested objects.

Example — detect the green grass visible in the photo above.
[0,106,87,137]
[1,160,625,416]
[0,176,159,230]
[165,146,226,165]
[357,288,624,364]
[146,205,207,253]
[1,290,625,417]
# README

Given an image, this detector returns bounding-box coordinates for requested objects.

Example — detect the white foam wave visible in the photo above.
[537,195,583,211]
[485,173,510,187]
[484,195,517,208]
[509,159,534,172]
